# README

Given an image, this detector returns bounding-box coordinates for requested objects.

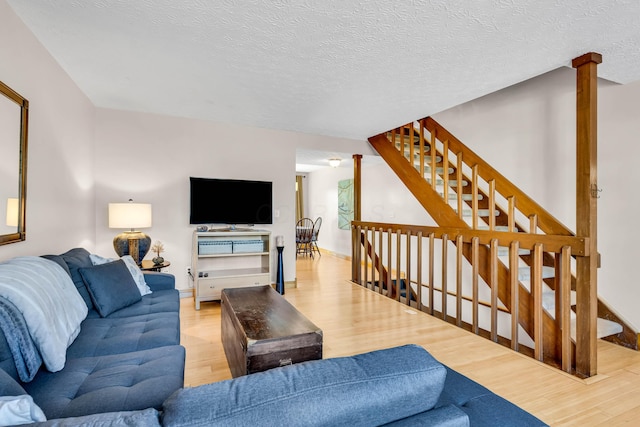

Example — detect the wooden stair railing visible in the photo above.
[352,221,581,373]
[368,128,569,365]
[358,230,395,299]
[361,99,635,376]
[370,118,635,352]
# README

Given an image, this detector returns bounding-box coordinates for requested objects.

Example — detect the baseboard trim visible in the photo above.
[179,289,194,299]
[317,247,351,261]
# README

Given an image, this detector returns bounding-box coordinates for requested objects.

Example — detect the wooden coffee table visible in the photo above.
[221,285,323,378]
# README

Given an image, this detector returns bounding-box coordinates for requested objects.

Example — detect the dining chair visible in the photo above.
[295,218,314,257]
[311,217,322,257]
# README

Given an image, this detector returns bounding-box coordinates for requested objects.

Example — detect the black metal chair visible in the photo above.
[311,217,322,257]
[295,218,314,257]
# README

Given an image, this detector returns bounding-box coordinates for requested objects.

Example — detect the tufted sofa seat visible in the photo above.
[23,346,185,419]
[64,312,180,358]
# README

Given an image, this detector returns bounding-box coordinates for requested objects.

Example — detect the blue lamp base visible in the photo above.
[276,246,285,295]
[113,231,151,265]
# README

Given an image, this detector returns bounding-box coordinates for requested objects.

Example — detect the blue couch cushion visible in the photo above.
[45,249,95,310]
[161,344,446,427]
[382,404,470,426]
[0,322,19,382]
[84,289,180,320]
[66,312,180,358]
[436,367,547,426]
[0,368,27,396]
[79,260,141,317]
[144,272,176,292]
[39,255,71,277]
[24,345,185,419]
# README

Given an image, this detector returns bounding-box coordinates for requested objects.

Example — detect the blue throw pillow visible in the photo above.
[79,260,141,317]
[89,254,152,296]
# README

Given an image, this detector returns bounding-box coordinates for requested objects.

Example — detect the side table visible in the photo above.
[140,260,171,272]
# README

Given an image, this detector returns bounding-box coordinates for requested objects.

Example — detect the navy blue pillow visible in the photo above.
[79,260,141,317]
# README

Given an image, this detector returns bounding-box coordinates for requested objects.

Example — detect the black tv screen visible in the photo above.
[189,177,273,225]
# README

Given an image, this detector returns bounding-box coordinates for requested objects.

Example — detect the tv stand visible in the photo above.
[191,229,271,310]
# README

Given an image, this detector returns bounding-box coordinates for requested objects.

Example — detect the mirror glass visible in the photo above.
[0,80,28,245]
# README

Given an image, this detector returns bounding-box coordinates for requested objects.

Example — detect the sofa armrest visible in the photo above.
[161,344,446,427]
[143,272,176,291]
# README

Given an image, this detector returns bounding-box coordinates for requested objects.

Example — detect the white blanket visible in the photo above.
[0,256,88,372]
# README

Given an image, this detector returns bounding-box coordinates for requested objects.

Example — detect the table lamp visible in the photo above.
[108,199,152,265]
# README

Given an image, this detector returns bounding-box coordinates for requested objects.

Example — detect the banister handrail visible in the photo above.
[352,221,588,255]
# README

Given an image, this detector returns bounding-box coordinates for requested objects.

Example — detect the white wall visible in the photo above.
[0,0,95,260]
[93,108,370,290]
[307,161,432,256]
[593,76,640,329]
[434,68,579,230]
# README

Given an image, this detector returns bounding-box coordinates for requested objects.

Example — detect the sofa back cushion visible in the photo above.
[43,248,94,310]
[161,344,446,427]
[0,348,24,388]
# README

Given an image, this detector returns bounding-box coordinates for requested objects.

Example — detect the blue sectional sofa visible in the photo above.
[0,248,547,426]
[0,248,185,424]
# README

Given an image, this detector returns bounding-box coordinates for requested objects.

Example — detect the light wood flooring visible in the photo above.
[180,252,640,426]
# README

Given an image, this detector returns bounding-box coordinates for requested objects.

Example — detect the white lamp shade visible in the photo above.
[108,203,152,229]
[6,198,18,227]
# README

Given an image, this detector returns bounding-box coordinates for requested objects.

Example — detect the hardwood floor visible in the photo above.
[180,252,640,426]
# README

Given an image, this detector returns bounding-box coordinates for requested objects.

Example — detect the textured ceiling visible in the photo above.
[6,0,640,142]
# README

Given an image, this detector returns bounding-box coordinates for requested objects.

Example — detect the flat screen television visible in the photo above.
[189,177,273,225]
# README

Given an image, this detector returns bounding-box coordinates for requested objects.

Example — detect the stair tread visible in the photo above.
[478,225,510,232]
[518,266,555,281]
[541,290,576,312]
[540,291,622,339]
[439,192,484,201]
[571,317,623,340]
[498,247,530,256]
[455,208,500,217]
[413,157,442,163]
[427,178,468,187]
[423,166,454,174]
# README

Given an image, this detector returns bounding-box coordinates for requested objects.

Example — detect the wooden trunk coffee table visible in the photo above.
[221,285,323,378]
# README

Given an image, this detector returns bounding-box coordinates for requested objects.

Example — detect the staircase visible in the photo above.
[352,113,635,378]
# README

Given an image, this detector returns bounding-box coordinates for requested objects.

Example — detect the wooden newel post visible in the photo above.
[353,154,362,222]
[352,154,363,282]
[572,52,601,378]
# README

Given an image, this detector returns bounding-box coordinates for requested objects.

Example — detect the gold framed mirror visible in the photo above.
[0,80,28,245]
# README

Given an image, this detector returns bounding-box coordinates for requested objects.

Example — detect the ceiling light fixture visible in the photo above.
[328,158,341,168]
